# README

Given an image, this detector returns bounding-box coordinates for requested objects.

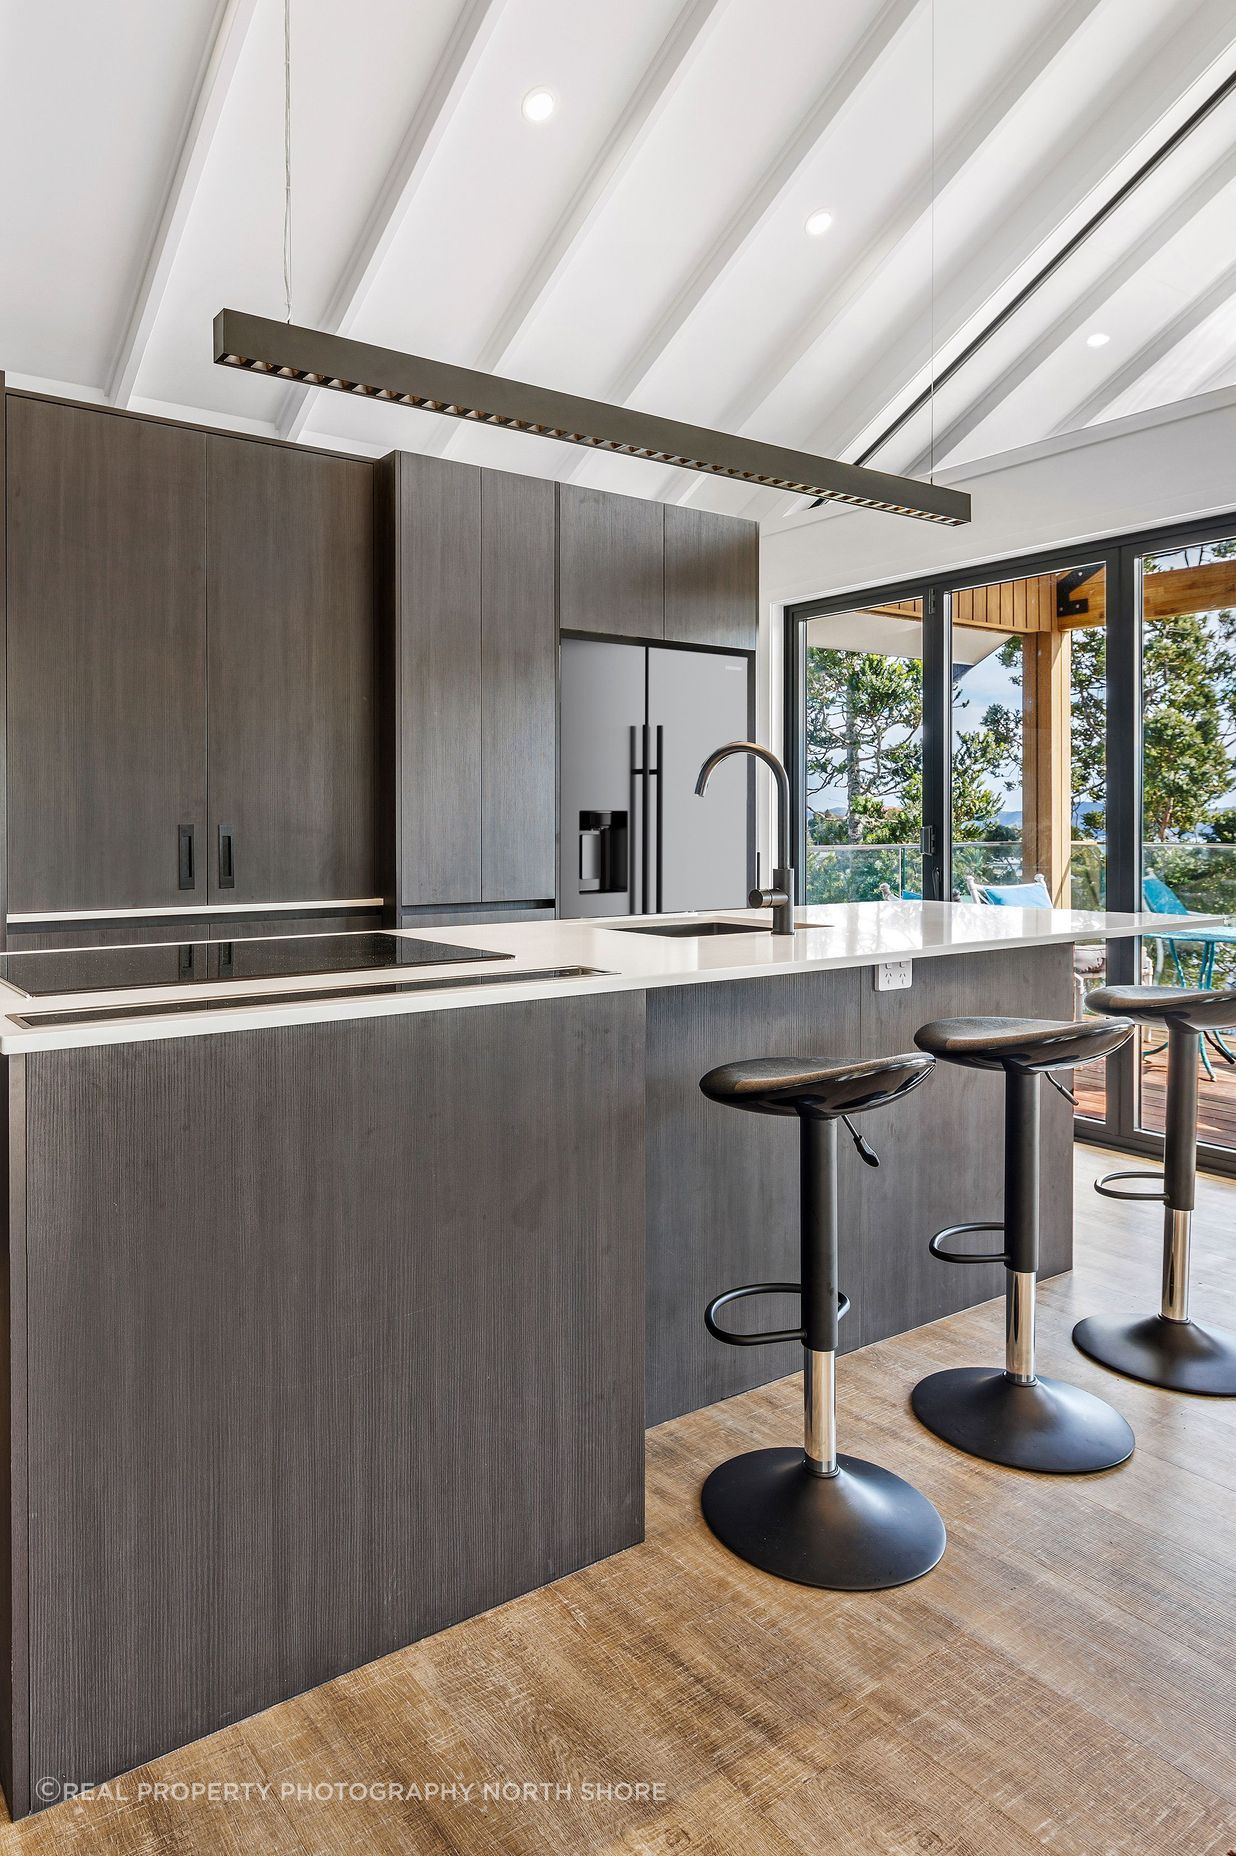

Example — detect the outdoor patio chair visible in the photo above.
[965,873,1104,1018]
[1139,873,1236,1076]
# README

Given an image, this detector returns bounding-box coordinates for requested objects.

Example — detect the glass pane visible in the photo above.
[947,566,1110,1121]
[1137,535,1236,1149]
[802,600,923,903]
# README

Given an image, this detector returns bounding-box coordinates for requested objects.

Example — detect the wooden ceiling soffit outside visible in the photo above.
[856,559,1236,638]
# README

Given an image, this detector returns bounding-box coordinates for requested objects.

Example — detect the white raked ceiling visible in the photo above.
[3,0,1236,535]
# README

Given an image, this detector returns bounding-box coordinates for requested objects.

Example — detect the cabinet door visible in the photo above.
[6,399,207,914]
[481,470,556,902]
[559,484,663,639]
[663,505,758,650]
[207,437,376,904]
[395,455,481,906]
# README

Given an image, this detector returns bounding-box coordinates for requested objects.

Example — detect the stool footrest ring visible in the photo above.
[704,1281,850,1347]
[928,1221,1008,1265]
[1094,1168,1167,1204]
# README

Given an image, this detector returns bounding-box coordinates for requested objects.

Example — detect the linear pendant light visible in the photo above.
[213,309,970,525]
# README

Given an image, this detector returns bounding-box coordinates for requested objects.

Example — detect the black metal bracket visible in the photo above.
[1094,1168,1167,1203]
[927,1221,1009,1265]
[704,1281,851,1347]
[1055,564,1102,619]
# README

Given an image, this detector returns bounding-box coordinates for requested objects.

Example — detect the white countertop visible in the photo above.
[0,902,1199,1054]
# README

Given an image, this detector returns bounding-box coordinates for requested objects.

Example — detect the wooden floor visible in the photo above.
[6,1146,1236,1856]
[1074,1043,1236,1148]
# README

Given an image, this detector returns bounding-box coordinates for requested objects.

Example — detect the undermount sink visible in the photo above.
[610,919,772,939]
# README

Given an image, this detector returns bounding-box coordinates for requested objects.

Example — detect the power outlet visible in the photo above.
[874,959,913,992]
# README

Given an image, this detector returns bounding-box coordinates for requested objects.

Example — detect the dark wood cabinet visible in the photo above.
[480,471,556,902]
[392,455,481,906]
[389,455,556,909]
[206,437,377,905]
[559,483,664,639]
[5,399,207,914]
[3,398,757,928]
[8,993,644,1807]
[664,504,759,650]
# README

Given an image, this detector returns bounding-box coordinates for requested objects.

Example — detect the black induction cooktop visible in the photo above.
[0,932,511,999]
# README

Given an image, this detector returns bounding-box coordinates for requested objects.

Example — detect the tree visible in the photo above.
[990,552,1236,844]
[804,649,919,845]
[804,647,1021,846]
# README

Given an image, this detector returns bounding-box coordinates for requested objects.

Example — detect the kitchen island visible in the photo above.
[0,902,1176,1813]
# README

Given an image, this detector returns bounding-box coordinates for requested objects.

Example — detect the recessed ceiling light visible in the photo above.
[1085,331,1111,348]
[522,87,556,123]
[805,209,834,238]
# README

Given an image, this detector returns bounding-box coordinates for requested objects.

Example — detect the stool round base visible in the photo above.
[1073,1313,1236,1396]
[700,1447,946,1591]
[910,1367,1134,1473]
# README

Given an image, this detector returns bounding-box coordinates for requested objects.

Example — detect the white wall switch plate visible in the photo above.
[874,960,913,992]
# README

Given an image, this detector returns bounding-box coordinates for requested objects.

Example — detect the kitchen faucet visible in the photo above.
[695,740,796,936]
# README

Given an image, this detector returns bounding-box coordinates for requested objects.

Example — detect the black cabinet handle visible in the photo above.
[178,824,195,891]
[218,824,235,890]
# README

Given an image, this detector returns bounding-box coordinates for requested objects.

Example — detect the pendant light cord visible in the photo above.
[283,0,292,323]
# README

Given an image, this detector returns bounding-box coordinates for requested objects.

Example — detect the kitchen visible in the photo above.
[0,372,1194,1818]
[2,3,1236,1852]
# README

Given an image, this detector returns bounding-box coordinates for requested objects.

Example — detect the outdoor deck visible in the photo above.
[1074,1040,1236,1150]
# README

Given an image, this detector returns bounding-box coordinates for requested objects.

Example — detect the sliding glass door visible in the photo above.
[801,598,926,904]
[1135,533,1236,1152]
[786,510,1236,1177]
[944,563,1112,1121]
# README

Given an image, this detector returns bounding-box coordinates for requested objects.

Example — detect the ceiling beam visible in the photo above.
[1049,252,1236,434]
[656,0,1104,514]
[901,137,1236,474]
[1192,347,1236,395]
[275,0,504,443]
[718,0,1235,521]
[106,0,259,407]
[421,0,725,463]
[553,0,922,489]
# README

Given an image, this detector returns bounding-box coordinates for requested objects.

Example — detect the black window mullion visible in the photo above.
[1104,543,1140,1144]
[921,583,952,901]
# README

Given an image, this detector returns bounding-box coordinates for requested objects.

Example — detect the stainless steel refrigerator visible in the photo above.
[560,638,752,918]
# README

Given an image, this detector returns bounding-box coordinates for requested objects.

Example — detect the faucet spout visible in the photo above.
[695,740,796,935]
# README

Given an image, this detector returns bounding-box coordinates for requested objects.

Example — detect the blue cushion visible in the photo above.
[979,877,1051,908]
[1142,874,1190,915]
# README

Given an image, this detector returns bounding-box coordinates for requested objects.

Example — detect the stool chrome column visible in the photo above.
[1074,984,1236,1395]
[911,1014,1137,1473]
[698,1051,946,1590]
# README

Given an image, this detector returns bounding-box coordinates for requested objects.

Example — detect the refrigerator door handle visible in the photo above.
[629,724,642,914]
[652,724,664,914]
[640,722,653,917]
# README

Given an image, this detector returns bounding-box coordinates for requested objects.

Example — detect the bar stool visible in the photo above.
[911,1014,1137,1472]
[1074,984,1236,1395]
[698,1051,945,1590]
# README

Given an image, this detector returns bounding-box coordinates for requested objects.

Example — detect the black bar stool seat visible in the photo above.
[914,1014,1134,1071]
[697,1049,946,1592]
[700,1051,936,1117]
[910,1012,1137,1473]
[1073,984,1236,1395]
[1085,983,1236,1034]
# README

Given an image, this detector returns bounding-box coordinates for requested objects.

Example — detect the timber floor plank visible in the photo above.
[3,1145,1235,1856]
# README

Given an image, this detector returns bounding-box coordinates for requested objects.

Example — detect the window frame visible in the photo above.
[783,508,1236,1177]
